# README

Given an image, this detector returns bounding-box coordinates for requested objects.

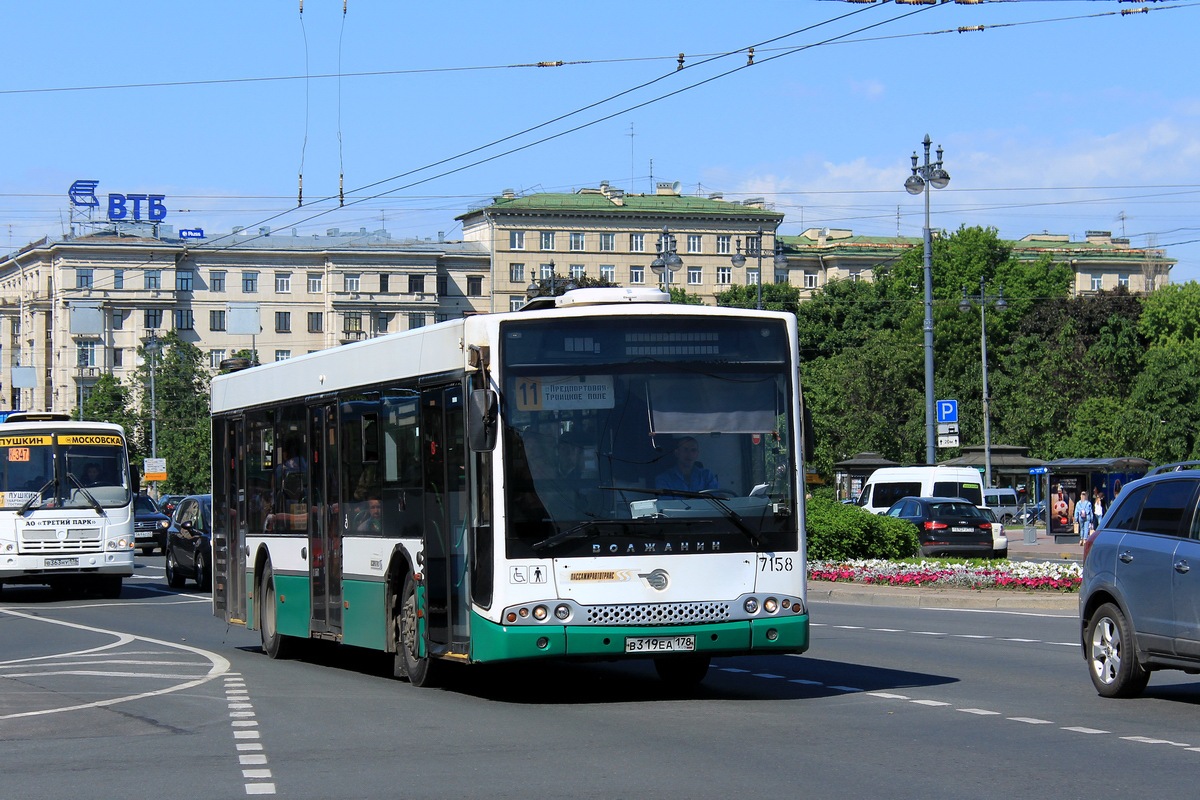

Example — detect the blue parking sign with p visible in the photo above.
[937,399,958,424]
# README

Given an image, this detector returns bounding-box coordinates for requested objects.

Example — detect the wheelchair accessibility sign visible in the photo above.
[510,565,548,584]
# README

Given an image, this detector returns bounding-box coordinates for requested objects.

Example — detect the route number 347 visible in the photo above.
[758,556,794,572]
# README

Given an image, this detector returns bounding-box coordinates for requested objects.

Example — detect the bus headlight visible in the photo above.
[763,597,779,614]
[532,605,548,621]
[744,597,759,614]
[554,604,571,621]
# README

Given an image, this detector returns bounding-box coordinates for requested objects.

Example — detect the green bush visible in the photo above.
[804,494,918,560]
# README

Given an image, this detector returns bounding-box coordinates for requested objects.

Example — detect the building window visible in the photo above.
[275,311,291,333]
[467,276,483,297]
[1091,274,1103,291]
[630,266,645,284]
[210,270,225,292]
[1118,273,1130,288]
[344,274,361,293]
[145,270,162,290]
[210,310,226,331]
[509,296,525,311]
[375,313,389,334]
[540,263,555,280]
[145,309,163,329]
[569,264,585,280]
[177,269,194,292]
[76,268,93,290]
[804,272,818,289]
[435,313,452,323]
[775,270,789,285]
[76,341,96,368]
[687,234,702,254]
[209,349,227,370]
[570,232,585,251]
[242,271,258,293]
[600,264,615,283]
[509,263,525,283]
[114,269,125,290]
[687,267,702,285]
[716,234,732,255]
[275,350,291,362]
[629,233,645,252]
[600,233,615,252]
[848,270,861,282]
[379,274,390,293]
[408,313,426,330]
[307,272,322,293]
[748,269,760,286]
[112,348,124,368]
[112,310,125,330]
[174,309,194,330]
[540,231,555,251]
[436,275,448,296]
[716,267,732,285]
[510,230,525,250]
[408,274,425,294]
[343,312,363,333]
[275,272,291,293]
[308,312,323,333]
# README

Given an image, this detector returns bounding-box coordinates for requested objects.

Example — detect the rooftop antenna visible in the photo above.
[627,123,635,193]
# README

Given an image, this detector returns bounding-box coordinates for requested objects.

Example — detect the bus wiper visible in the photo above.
[532,520,667,554]
[66,473,106,516]
[599,485,767,549]
[19,478,56,515]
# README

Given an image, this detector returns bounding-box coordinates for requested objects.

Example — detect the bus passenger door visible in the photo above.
[421,385,469,651]
[310,402,343,636]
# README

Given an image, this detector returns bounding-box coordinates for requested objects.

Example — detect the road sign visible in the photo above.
[938,434,960,448]
[144,457,167,482]
[937,423,959,435]
[1029,466,1049,475]
[937,399,958,424]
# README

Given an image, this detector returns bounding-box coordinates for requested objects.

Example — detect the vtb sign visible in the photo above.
[69,179,168,222]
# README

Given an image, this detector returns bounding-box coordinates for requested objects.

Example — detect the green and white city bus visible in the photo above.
[211,288,809,686]
[0,412,138,598]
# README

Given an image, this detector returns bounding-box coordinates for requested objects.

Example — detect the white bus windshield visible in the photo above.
[0,431,131,510]
[501,316,796,558]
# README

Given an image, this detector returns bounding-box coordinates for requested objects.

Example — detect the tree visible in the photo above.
[132,331,212,494]
[668,286,705,305]
[714,281,802,313]
[79,372,138,434]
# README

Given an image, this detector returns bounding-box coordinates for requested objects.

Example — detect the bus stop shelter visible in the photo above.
[1041,457,1153,542]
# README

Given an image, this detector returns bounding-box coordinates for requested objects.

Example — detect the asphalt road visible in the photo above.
[3,554,1198,800]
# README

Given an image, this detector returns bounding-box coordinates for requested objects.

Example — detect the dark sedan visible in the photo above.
[164,494,213,591]
[885,496,995,558]
[134,494,171,555]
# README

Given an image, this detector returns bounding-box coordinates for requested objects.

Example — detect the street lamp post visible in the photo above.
[525,259,576,301]
[959,278,1006,488]
[905,134,951,464]
[730,226,788,310]
[144,330,159,463]
[650,226,683,294]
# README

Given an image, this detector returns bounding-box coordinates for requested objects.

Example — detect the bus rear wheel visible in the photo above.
[653,654,711,686]
[259,565,295,660]
[395,576,438,687]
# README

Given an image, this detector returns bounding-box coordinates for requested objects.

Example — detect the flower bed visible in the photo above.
[808,558,1082,592]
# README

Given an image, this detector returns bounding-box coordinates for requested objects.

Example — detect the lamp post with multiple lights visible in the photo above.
[959,278,1005,489]
[525,260,576,302]
[650,226,683,293]
[730,226,788,310]
[904,134,951,464]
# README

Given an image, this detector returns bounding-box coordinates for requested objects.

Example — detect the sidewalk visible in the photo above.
[809,524,1080,612]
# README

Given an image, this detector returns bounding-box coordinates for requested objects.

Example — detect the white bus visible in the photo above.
[0,412,138,598]
[211,288,810,686]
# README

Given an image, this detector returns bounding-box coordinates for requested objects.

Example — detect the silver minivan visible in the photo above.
[982,488,1020,522]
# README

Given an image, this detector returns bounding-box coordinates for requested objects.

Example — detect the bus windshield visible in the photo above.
[0,430,131,510]
[501,315,796,558]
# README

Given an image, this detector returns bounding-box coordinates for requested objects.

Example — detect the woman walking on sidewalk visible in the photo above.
[1074,491,1095,546]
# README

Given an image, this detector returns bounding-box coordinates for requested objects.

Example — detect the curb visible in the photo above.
[808,581,1078,611]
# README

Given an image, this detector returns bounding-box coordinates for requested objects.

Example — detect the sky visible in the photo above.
[3,1,1199,281]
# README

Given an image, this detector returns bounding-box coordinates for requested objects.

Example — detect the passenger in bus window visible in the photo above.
[355,495,383,532]
[82,463,103,486]
[655,436,718,495]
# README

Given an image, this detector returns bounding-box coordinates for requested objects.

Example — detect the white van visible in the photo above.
[857,466,985,515]
[982,487,1021,522]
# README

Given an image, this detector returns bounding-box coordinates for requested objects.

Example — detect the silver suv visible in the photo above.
[1079,462,1200,697]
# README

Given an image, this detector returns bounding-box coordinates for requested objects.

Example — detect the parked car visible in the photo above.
[1079,462,1200,698]
[979,506,1008,559]
[133,493,171,555]
[884,496,995,558]
[157,494,185,518]
[983,488,1021,523]
[165,494,213,591]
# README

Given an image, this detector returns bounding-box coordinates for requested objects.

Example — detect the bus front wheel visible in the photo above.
[259,565,295,660]
[395,576,438,687]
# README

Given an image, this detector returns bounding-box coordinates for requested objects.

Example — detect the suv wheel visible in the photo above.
[1086,602,1151,698]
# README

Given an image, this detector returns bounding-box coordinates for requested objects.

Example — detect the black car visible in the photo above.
[165,494,213,591]
[1080,462,1200,698]
[133,494,171,555]
[158,494,185,518]
[884,496,995,558]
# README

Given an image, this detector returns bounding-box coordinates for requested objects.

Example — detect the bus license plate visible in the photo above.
[45,557,78,568]
[624,635,695,653]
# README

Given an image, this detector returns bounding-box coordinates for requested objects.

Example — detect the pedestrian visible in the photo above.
[1092,488,1105,522]
[1074,490,1094,546]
